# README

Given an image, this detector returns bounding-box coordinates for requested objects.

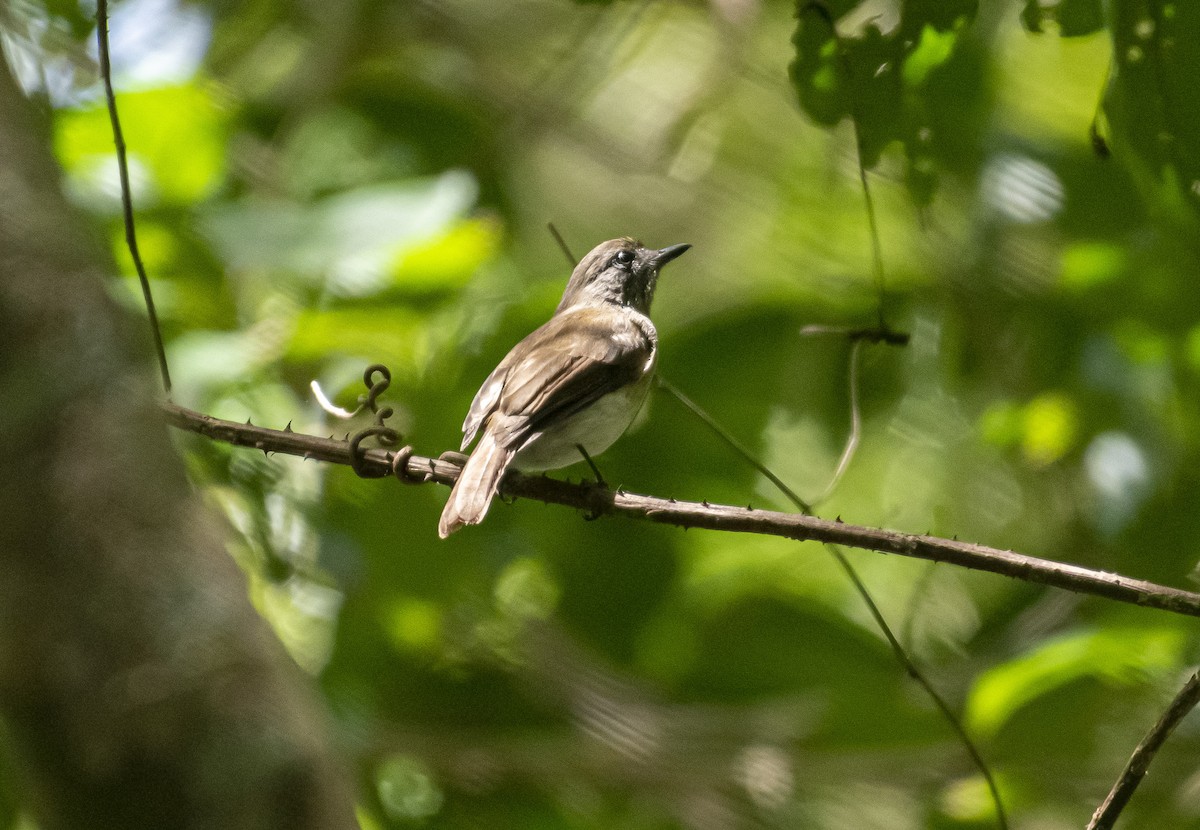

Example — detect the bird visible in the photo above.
[438,237,690,537]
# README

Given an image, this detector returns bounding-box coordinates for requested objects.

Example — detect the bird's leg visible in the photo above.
[575,444,607,489]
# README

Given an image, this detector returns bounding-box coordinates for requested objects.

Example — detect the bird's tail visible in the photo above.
[438,431,515,538]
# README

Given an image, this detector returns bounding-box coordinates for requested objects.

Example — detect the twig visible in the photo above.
[1087,669,1200,830]
[96,0,172,394]
[798,2,890,330]
[822,542,1007,829]
[547,222,576,263]
[800,324,910,346]
[162,401,1200,620]
[657,377,812,512]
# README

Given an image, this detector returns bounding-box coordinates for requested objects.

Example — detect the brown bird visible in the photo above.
[438,237,690,537]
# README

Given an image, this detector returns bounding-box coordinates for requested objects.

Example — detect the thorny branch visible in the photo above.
[163,402,1200,619]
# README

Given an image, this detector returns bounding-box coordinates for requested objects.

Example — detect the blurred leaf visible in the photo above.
[286,306,432,378]
[389,216,502,294]
[494,557,560,622]
[938,774,1008,824]
[54,83,227,204]
[979,400,1023,448]
[279,106,417,200]
[1112,318,1170,365]
[169,329,276,396]
[1022,0,1106,36]
[902,25,958,87]
[355,804,385,830]
[200,173,478,295]
[1105,0,1200,217]
[1058,0,1106,37]
[383,597,444,656]
[111,218,178,275]
[1184,324,1200,373]
[374,754,444,822]
[789,0,980,202]
[42,0,95,38]
[967,626,1187,738]
[1059,240,1126,289]
[1021,391,1078,465]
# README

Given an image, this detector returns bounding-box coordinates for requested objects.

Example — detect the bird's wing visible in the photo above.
[485,306,654,451]
[461,358,510,449]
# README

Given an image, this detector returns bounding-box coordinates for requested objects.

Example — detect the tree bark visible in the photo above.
[0,56,356,830]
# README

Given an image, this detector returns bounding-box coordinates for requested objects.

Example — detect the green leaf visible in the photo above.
[374,754,444,821]
[1059,241,1127,289]
[1105,0,1200,217]
[789,0,979,198]
[1021,392,1078,466]
[55,83,228,204]
[902,25,958,88]
[1021,0,1106,36]
[200,174,477,295]
[967,626,1187,738]
[383,597,444,655]
[287,306,430,370]
[388,216,502,293]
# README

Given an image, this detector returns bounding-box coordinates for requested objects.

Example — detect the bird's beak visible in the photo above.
[652,243,691,268]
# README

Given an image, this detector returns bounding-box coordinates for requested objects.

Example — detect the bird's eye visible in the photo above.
[614,250,635,266]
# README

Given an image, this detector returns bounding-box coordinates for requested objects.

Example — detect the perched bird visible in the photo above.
[438,237,690,537]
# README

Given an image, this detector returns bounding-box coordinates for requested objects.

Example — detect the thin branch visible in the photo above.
[547,222,576,263]
[657,377,812,512]
[162,402,1200,620]
[822,542,1008,829]
[840,5,1005,805]
[96,0,172,394]
[857,141,888,332]
[799,2,889,329]
[800,324,910,346]
[1087,669,1200,830]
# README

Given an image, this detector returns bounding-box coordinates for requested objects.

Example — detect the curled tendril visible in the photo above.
[349,426,401,478]
[360,364,392,415]
[348,363,407,478]
[345,363,453,486]
[389,445,418,482]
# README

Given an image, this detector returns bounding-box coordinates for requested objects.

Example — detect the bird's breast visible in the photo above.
[510,360,656,472]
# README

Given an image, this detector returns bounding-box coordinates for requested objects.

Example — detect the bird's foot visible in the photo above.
[575,444,607,489]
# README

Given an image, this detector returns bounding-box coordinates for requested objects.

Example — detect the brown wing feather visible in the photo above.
[461,359,509,449]
[463,306,653,452]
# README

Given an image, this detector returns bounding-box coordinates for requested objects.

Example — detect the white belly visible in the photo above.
[511,374,653,472]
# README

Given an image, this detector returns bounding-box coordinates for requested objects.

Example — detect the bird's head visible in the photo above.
[557,237,690,315]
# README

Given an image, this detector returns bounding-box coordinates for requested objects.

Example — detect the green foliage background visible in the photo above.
[6,0,1200,826]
